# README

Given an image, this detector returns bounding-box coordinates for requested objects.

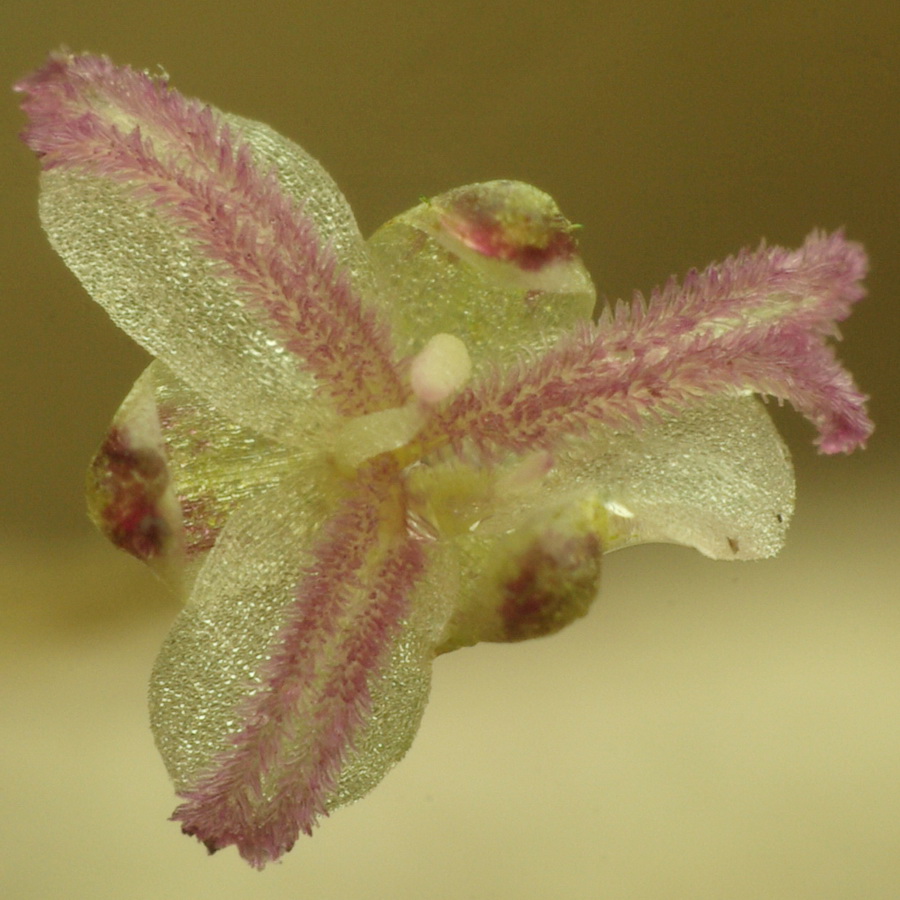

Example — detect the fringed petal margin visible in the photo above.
[425,231,872,458]
[158,460,428,867]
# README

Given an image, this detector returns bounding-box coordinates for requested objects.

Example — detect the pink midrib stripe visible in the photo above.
[19,56,406,415]
[172,540,426,866]
[426,311,871,458]
[618,233,867,344]
[423,233,870,457]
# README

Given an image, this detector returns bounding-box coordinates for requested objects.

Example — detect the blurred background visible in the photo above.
[2,1,898,897]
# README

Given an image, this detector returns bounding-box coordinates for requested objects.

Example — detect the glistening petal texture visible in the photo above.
[368,181,595,369]
[17,50,873,869]
[17,53,405,429]
[152,461,437,866]
[222,113,377,301]
[40,168,331,441]
[425,397,791,654]
[149,464,332,795]
[549,395,794,560]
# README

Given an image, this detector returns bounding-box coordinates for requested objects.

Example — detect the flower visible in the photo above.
[16,51,871,868]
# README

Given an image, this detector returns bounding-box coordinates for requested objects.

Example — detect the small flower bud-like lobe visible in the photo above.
[432,180,580,271]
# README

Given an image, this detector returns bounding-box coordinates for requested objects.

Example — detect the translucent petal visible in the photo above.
[224,113,377,300]
[149,467,331,789]
[367,181,596,369]
[149,465,448,820]
[403,454,602,652]
[328,544,454,807]
[218,114,407,412]
[549,395,795,560]
[39,169,334,443]
[428,396,791,651]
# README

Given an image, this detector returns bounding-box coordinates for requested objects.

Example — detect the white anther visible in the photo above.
[409,333,472,404]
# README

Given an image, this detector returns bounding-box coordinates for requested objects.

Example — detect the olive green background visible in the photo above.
[2,2,898,898]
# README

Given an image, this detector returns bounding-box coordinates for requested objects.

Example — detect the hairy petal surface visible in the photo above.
[150,465,331,798]
[427,231,872,457]
[223,113,377,302]
[17,50,874,869]
[17,53,405,429]
[368,181,595,369]
[152,460,434,866]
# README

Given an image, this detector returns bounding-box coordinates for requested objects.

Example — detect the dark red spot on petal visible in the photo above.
[87,426,172,560]
[499,528,602,641]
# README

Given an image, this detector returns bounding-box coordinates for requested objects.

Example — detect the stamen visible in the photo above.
[409,333,472,404]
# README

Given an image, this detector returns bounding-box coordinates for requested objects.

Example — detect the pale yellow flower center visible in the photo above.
[330,334,472,473]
